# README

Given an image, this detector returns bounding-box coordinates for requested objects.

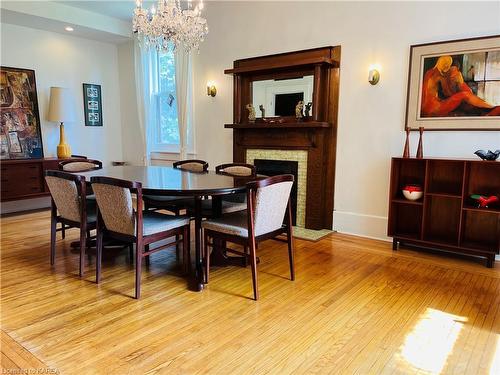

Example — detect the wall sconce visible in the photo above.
[207,82,217,97]
[368,64,381,85]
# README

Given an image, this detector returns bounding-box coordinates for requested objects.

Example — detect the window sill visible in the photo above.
[150,151,197,163]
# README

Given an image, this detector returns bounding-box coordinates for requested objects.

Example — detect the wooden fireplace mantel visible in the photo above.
[225,47,341,230]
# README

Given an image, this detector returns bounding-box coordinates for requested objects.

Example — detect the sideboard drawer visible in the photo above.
[1,163,43,199]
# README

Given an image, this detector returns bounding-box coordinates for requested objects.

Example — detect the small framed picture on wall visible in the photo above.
[82,83,103,126]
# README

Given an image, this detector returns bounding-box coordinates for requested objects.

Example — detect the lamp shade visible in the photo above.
[47,87,75,123]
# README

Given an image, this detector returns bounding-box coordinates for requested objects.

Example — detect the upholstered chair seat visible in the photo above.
[142,212,190,236]
[45,170,96,277]
[201,211,248,237]
[91,176,191,299]
[202,175,295,300]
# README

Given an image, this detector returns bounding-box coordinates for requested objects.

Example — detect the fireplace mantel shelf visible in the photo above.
[224,121,331,129]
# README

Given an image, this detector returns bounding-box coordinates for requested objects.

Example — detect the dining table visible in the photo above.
[80,165,253,292]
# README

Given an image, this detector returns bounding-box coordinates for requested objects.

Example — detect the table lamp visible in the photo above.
[47,87,75,158]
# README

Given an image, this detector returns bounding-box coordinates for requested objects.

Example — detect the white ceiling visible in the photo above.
[56,1,141,21]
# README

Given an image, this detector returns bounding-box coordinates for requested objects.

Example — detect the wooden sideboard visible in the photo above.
[1,158,79,202]
[388,157,500,267]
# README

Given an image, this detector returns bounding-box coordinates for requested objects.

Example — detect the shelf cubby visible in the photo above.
[460,210,499,252]
[388,203,422,240]
[390,158,426,201]
[423,195,461,246]
[427,160,464,196]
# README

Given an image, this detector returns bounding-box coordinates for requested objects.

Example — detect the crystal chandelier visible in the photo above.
[133,0,208,52]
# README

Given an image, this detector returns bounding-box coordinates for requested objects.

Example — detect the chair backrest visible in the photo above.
[247,175,294,236]
[173,159,208,173]
[90,177,142,237]
[60,159,103,172]
[216,163,256,177]
[44,170,86,223]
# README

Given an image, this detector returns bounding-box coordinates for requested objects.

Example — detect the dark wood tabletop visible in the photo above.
[79,165,251,196]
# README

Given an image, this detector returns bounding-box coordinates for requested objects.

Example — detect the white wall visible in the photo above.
[1,22,124,212]
[191,1,500,240]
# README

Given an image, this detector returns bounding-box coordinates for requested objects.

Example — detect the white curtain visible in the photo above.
[134,40,158,166]
[174,47,193,160]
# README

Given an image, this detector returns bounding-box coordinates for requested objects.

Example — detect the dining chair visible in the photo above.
[91,176,191,299]
[173,159,209,173]
[202,174,295,300]
[45,170,96,277]
[143,159,209,213]
[59,158,103,172]
[57,158,102,239]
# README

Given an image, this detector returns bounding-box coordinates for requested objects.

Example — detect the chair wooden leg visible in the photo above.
[50,215,57,266]
[79,225,86,277]
[204,231,210,284]
[61,224,66,239]
[286,201,295,281]
[129,243,134,264]
[176,234,180,262]
[243,246,248,267]
[96,228,103,284]
[182,226,189,275]
[287,228,295,281]
[145,244,150,266]
[135,239,143,299]
[249,239,259,300]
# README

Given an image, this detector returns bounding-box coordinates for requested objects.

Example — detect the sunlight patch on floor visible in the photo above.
[490,334,500,375]
[398,308,467,374]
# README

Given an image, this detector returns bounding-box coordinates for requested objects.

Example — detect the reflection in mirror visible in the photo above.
[252,75,313,117]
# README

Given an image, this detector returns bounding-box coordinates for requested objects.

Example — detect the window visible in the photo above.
[151,50,179,152]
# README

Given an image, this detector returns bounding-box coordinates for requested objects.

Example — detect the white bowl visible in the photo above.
[402,190,423,201]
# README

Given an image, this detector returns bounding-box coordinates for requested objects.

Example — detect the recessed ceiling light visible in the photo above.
[65,26,74,32]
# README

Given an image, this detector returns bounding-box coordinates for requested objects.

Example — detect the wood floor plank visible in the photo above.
[1,209,499,374]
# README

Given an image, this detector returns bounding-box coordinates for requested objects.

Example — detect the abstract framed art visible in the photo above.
[405,35,500,130]
[0,66,44,159]
[83,83,103,126]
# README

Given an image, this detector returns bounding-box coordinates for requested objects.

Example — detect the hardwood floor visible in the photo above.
[1,210,499,374]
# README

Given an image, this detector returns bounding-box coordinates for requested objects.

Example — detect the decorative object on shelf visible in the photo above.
[304,102,312,117]
[246,104,256,123]
[402,184,423,201]
[416,127,424,158]
[48,87,75,159]
[261,117,284,124]
[368,65,380,85]
[403,127,410,158]
[470,194,499,208]
[259,104,265,118]
[405,35,500,130]
[295,101,304,120]
[206,82,216,97]
[133,0,208,52]
[0,66,43,159]
[474,149,500,161]
[82,83,102,127]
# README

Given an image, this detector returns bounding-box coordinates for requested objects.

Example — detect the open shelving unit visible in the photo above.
[388,157,500,267]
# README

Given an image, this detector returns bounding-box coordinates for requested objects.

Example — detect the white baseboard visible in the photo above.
[1,197,51,215]
[333,210,390,242]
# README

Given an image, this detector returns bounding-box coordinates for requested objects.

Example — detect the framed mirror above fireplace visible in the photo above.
[225,47,341,230]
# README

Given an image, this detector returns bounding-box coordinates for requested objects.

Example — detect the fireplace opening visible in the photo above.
[254,159,298,225]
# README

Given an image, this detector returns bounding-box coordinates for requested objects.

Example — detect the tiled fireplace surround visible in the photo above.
[247,149,308,228]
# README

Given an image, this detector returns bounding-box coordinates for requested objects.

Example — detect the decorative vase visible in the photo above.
[416,127,424,159]
[402,184,423,201]
[403,127,410,158]
[57,123,71,158]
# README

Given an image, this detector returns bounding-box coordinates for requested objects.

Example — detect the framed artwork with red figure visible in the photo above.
[405,35,500,130]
